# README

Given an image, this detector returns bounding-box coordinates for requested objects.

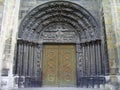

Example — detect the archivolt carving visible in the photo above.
[19,1,100,43]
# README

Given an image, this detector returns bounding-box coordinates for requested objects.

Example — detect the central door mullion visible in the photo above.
[58,45,60,87]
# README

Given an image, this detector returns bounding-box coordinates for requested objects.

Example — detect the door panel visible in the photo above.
[42,45,76,87]
[59,45,76,87]
[42,45,59,86]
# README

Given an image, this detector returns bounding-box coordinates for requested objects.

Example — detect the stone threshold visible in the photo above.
[16,87,102,90]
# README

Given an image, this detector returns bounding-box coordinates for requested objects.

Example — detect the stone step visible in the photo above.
[17,87,102,90]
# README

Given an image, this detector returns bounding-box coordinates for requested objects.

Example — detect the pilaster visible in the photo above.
[0,0,20,89]
[102,0,120,89]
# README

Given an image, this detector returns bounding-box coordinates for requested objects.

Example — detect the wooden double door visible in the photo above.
[42,44,76,87]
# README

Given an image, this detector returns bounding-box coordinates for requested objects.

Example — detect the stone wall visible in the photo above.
[0,0,4,83]
[0,0,20,89]
[110,0,120,74]
[102,0,120,89]
[0,0,120,89]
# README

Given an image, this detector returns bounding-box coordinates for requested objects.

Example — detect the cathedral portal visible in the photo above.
[13,1,109,88]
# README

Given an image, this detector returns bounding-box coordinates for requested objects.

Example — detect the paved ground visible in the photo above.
[17,87,101,90]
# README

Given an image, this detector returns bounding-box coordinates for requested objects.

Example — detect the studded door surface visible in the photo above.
[42,45,76,87]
